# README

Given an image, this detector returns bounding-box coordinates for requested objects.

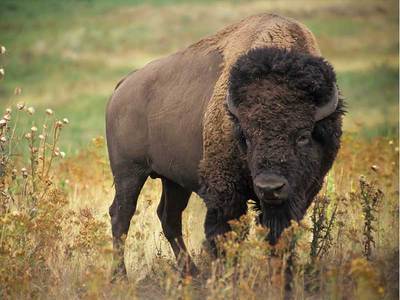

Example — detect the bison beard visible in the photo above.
[258,194,309,244]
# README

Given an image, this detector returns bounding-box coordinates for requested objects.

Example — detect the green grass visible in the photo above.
[0,0,398,150]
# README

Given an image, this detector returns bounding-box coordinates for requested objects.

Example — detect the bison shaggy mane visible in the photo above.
[219,47,346,243]
[228,47,338,109]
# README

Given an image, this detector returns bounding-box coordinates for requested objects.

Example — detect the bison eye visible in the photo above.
[245,138,251,148]
[296,132,311,146]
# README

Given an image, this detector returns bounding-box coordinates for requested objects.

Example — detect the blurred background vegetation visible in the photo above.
[0,0,398,153]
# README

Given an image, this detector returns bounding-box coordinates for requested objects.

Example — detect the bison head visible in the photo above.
[227,47,344,243]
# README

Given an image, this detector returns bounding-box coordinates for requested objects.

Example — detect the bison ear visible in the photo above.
[226,91,239,118]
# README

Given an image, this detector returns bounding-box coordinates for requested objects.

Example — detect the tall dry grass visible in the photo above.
[0,104,398,299]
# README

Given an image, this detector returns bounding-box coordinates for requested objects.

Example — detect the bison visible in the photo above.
[106,13,344,278]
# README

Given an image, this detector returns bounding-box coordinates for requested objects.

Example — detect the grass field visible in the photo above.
[0,0,398,299]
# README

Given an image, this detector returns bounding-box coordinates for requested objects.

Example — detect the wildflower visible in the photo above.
[388,140,393,145]
[62,118,69,124]
[0,45,5,55]
[11,211,20,217]
[45,108,54,116]
[14,87,22,95]
[38,134,45,140]
[0,136,6,143]
[24,133,32,140]
[55,121,63,128]
[5,108,11,114]
[0,119,6,127]
[60,151,66,158]
[3,114,11,121]
[371,165,379,172]
[27,107,35,115]
[11,169,17,180]
[0,68,4,79]
[21,168,28,178]
[31,126,38,132]
[17,103,25,110]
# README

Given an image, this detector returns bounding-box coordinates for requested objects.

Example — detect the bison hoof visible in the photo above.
[177,257,199,278]
[186,262,200,277]
[111,264,128,283]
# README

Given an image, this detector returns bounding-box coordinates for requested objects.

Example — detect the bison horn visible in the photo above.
[315,84,339,121]
[226,91,239,117]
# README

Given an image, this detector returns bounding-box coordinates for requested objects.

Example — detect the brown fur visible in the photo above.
[197,13,321,220]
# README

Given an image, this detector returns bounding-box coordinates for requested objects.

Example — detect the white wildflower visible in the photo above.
[27,107,35,115]
[16,103,25,110]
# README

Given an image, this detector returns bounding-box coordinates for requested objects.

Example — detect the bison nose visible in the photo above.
[254,174,289,205]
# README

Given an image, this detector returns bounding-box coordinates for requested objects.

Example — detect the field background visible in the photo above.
[0,0,398,299]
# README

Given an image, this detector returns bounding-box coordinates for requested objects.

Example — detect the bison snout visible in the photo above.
[253,174,289,205]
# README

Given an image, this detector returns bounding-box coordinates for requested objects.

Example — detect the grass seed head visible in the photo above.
[45,108,54,116]
[0,68,4,79]
[14,87,22,95]
[370,165,379,172]
[0,45,5,55]
[21,167,28,178]
[17,103,25,110]
[27,107,35,115]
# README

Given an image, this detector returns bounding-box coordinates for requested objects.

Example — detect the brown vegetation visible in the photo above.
[0,105,398,299]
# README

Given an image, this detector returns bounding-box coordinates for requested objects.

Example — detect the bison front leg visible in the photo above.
[204,204,247,257]
[109,167,148,281]
[157,178,198,276]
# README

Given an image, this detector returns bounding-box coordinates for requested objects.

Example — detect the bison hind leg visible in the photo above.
[109,164,149,281]
[157,178,199,276]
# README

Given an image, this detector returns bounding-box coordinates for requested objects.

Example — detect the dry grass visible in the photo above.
[0,102,398,299]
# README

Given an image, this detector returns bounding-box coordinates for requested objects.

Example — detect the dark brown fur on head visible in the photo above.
[227,47,345,243]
